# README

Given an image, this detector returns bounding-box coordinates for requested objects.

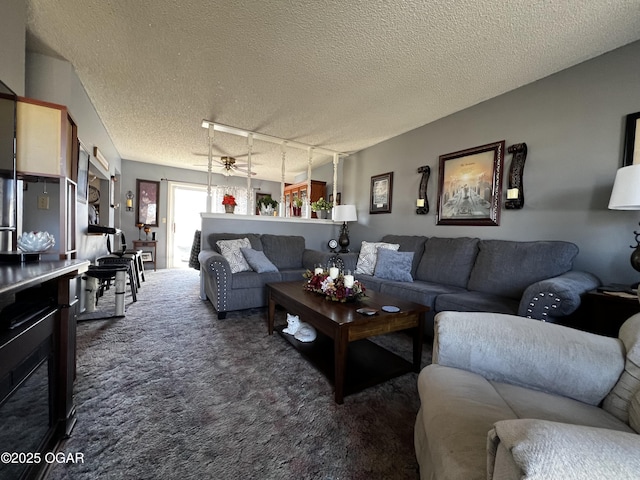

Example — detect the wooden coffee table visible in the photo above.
[267,281,429,404]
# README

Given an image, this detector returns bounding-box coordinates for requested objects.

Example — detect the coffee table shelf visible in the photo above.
[276,325,414,398]
[267,281,429,404]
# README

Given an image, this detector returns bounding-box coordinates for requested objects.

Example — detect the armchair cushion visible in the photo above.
[434,311,625,405]
[487,419,640,480]
[467,240,578,299]
[603,313,640,423]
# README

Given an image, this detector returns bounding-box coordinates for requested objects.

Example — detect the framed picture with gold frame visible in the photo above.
[436,140,504,226]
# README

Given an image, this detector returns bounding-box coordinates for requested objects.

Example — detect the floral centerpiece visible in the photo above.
[222,194,237,213]
[303,270,366,302]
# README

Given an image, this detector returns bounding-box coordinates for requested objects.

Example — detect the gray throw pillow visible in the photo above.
[373,248,414,282]
[241,248,279,273]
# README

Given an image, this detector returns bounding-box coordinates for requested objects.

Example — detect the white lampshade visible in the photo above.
[609,164,640,210]
[332,204,357,222]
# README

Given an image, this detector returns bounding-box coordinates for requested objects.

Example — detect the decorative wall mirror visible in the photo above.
[136,179,160,226]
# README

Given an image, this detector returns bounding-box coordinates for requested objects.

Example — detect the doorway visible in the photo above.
[167,182,207,268]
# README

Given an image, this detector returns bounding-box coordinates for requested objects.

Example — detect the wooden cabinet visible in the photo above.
[16,97,78,259]
[16,98,77,178]
[283,180,326,217]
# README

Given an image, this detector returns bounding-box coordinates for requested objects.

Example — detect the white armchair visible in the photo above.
[415,311,640,480]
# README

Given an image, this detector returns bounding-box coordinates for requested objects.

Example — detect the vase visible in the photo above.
[316,210,327,219]
[224,204,235,214]
[292,206,301,217]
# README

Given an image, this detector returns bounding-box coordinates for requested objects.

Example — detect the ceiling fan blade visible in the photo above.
[233,166,257,176]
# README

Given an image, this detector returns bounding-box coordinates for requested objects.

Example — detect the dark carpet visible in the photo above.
[49,269,431,480]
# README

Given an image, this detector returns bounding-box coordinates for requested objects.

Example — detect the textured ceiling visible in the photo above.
[25,0,640,183]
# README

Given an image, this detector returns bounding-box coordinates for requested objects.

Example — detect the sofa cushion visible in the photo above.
[356,274,385,292]
[355,241,399,275]
[373,249,414,282]
[435,290,520,315]
[415,237,479,288]
[261,235,305,270]
[216,238,252,273]
[241,248,278,273]
[381,280,466,308]
[381,235,427,276]
[208,233,263,253]
[467,240,578,299]
[231,270,281,289]
[603,313,640,423]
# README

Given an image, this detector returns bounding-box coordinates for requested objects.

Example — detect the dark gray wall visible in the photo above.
[344,40,640,286]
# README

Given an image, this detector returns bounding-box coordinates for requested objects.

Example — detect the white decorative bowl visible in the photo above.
[17,231,56,252]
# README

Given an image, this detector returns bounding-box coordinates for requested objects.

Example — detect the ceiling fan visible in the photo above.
[196,155,257,176]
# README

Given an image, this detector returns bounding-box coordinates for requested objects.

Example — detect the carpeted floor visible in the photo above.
[49,269,431,480]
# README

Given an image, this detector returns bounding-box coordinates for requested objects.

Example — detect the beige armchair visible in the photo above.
[415,311,640,480]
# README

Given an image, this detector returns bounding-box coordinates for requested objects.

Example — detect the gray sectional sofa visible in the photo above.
[199,232,599,332]
[198,233,330,318]
[339,235,600,334]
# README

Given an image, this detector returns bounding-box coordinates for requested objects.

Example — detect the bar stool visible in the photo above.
[96,231,138,302]
[81,265,128,319]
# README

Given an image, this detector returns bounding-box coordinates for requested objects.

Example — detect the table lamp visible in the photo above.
[608,164,640,277]
[332,205,357,253]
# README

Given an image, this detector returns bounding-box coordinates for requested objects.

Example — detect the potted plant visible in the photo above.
[292,197,303,216]
[257,195,278,216]
[311,197,332,219]
[222,194,237,214]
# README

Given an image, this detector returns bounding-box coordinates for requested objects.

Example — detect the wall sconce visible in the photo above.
[505,143,528,209]
[416,165,430,214]
[126,191,134,211]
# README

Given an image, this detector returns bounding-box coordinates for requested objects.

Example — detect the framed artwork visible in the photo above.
[75,140,90,203]
[136,179,160,226]
[436,140,505,226]
[370,172,393,214]
[328,192,341,206]
[623,111,640,166]
[140,251,153,262]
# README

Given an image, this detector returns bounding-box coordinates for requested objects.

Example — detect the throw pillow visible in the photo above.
[216,238,252,273]
[355,241,400,275]
[374,248,414,282]
[240,248,278,273]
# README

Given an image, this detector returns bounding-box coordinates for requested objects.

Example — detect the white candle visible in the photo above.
[329,267,339,279]
[343,274,354,288]
[416,199,425,207]
[314,267,323,275]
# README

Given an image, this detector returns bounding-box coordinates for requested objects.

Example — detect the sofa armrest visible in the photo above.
[433,311,624,405]
[487,419,640,480]
[198,250,232,288]
[518,270,600,320]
